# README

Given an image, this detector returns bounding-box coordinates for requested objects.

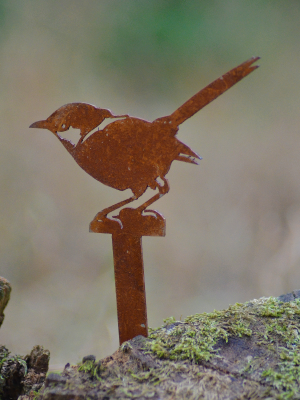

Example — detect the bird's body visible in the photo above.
[62,116,199,198]
[30,57,259,214]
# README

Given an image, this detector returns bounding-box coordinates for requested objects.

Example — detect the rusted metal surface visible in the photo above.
[113,234,148,343]
[90,207,165,343]
[30,57,259,344]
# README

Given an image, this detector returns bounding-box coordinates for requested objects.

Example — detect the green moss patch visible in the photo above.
[36,294,300,399]
[146,296,300,398]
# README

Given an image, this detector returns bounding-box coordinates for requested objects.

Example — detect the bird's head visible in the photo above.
[29,103,83,136]
[29,103,118,137]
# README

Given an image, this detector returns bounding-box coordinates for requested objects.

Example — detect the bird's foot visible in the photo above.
[89,196,137,233]
[89,210,122,233]
[157,176,170,196]
[90,207,165,237]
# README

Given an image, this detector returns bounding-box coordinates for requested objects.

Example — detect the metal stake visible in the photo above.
[112,233,147,343]
[90,207,166,344]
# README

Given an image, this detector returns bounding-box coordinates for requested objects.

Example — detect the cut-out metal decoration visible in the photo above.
[30,57,259,345]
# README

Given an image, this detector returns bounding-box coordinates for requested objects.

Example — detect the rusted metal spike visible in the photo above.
[90,207,166,344]
[30,57,259,345]
[113,234,147,344]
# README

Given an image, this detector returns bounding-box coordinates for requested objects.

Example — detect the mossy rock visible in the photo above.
[34,290,300,400]
[0,277,11,328]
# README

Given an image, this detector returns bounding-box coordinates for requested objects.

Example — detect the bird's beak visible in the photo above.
[29,120,49,130]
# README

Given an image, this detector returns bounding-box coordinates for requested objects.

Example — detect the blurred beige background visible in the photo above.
[1,1,300,369]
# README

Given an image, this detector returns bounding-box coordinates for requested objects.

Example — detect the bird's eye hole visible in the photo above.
[59,127,81,145]
[61,124,66,129]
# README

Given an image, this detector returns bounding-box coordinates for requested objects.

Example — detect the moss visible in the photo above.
[0,347,8,395]
[0,345,49,399]
[257,298,300,399]
[77,358,102,380]
[145,296,300,398]
[146,300,255,363]
[0,347,27,386]
[36,294,300,399]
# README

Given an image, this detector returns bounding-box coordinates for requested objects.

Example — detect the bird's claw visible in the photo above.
[157,177,170,195]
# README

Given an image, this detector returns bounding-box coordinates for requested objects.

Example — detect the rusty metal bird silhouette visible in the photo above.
[30,57,259,344]
[30,57,259,217]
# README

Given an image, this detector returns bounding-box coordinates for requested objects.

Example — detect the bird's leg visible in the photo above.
[137,177,170,212]
[93,196,136,222]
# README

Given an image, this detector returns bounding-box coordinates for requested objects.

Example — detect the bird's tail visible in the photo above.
[169,56,260,126]
[175,140,202,164]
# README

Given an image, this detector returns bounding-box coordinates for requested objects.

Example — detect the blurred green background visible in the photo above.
[1,0,300,369]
